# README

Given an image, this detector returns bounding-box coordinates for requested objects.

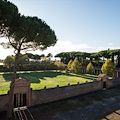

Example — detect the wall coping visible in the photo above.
[33,80,100,91]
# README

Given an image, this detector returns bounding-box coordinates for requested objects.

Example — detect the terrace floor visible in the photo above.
[1,86,120,120]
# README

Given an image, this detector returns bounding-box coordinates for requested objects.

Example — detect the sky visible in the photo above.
[0,0,120,59]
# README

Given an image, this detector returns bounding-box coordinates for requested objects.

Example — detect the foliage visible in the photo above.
[67,59,73,71]
[86,62,94,74]
[101,59,115,75]
[0,0,54,117]
[3,55,14,68]
[18,54,29,69]
[0,0,19,38]
[55,49,120,67]
[71,57,82,73]
[47,53,53,57]
[0,0,57,75]
[81,59,90,66]
[55,61,65,70]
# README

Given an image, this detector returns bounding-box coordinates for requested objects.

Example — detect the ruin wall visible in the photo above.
[33,81,101,106]
[0,78,120,112]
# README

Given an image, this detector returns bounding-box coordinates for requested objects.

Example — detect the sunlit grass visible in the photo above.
[0,70,98,94]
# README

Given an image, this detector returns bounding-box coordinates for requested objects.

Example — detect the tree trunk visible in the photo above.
[7,49,20,118]
[97,57,99,66]
[118,55,120,67]
[112,55,114,63]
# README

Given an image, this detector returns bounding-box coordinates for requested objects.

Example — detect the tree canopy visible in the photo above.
[71,57,82,74]
[3,55,14,69]
[101,59,115,75]
[55,49,120,67]
[86,62,94,74]
[0,0,19,37]
[67,59,73,71]
[0,0,57,117]
[0,0,57,74]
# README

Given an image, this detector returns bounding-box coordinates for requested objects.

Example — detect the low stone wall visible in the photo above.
[0,94,8,112]
[0,78,120,113]
[108,78,120,88]
[33,81,101,106]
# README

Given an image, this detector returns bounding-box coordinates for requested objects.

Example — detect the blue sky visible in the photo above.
[0,0,120,59]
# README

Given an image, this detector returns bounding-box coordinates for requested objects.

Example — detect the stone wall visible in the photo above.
[0,94,8,112]
[33,81,101,106]
[108,78,120,88]
[0,78,120,113]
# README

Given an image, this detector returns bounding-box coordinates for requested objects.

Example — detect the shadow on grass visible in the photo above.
[66,73,98,81]
[79,74,98,81]
[19,71,65,83]
[19,70,98,83]
[2,70,98,83]
[2,73,19,82]
[2,73,13,82]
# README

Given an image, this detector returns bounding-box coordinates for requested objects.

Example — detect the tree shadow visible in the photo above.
[65,73,98,81]
[2,73,19,82]
[2,71,98,83]
[79,74,98,81]
[2,73,13,82]
[19,71,66,83]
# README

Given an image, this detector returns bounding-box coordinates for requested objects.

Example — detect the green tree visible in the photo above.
[18,54,29,70]
[58,61,65,71]
[0,0,19,37]
[54,60,65,71]
[67,59,73,71]
[49,61,57,70]
[71,57,81,74]
[101,59,115,75]
[0,1,57,117]
[86,62,94,74]
[47,53,53,58]
[3,55,14,69]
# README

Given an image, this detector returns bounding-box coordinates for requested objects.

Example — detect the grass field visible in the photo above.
[0,70,98,94]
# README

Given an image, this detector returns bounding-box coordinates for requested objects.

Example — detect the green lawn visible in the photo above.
[0,70,98,94]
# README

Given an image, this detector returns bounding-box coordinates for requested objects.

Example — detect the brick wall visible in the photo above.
[32,81,101,106]
[0,78,120,113]
[108,78,120,88]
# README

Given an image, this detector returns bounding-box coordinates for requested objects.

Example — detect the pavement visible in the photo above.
[53,95,120,120]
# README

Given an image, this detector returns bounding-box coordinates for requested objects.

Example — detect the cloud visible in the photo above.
[32,40,119,56]
[0,39,120,59]
[32,40,91,56]
[107,43,114,46]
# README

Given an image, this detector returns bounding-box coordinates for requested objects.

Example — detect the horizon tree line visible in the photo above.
[55,49,120,67]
